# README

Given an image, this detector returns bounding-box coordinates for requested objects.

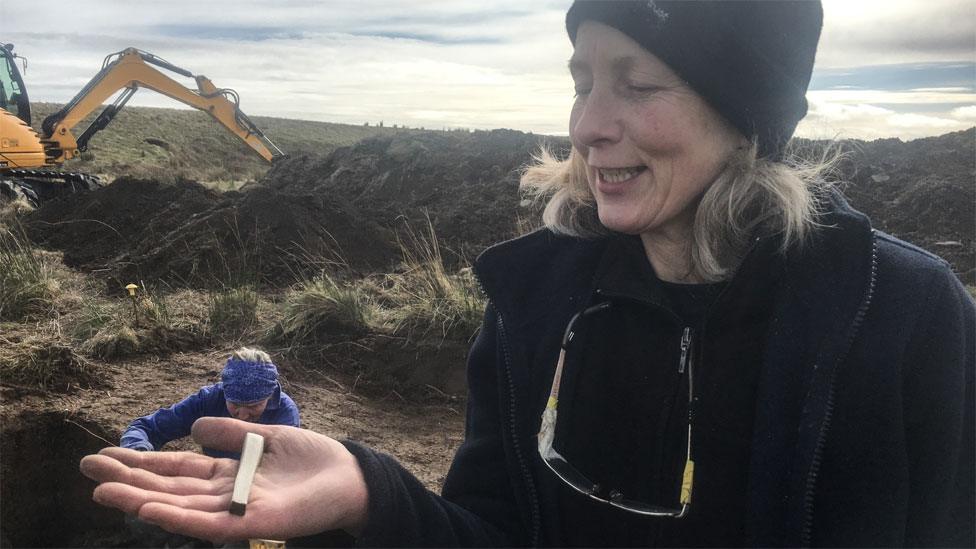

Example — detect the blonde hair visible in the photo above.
[520,141,838,281]
[231,346,273,365]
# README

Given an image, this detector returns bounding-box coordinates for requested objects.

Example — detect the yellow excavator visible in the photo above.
[0,42,284,204]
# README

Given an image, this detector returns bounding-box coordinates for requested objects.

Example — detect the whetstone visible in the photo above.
[229,432,265,516]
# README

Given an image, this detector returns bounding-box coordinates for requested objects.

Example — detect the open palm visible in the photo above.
[80,417,368,543]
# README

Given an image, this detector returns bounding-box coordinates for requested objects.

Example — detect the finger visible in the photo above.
[93,481,232,515]
[138,502,256,544]
[97,447,222,479]
[190,417,283,452]
[81,454,231,496]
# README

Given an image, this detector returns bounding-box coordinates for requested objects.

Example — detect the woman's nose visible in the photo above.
[571,88,623,148]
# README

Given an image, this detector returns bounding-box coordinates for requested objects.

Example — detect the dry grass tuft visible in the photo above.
[277,273,375,347]
[0,333,98,389]
[82,324,141,360]
[383,218,484,341]
[208,286,260,339]
[75,287,205,360]
[0,225,61,321]
[0,194,33,229]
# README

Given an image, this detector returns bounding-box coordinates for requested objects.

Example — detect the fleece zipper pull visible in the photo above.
[678,327,693,373]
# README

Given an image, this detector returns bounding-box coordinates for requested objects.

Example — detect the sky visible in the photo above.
[3,0,974,141]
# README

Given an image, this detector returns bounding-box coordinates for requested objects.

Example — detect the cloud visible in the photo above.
[798,90,975,140]
[810,62,976,92]
[819,0,975,67]
[950,105,976,121]
[5,1,971,140]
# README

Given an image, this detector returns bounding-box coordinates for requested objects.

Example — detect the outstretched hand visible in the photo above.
[80,418,368,543]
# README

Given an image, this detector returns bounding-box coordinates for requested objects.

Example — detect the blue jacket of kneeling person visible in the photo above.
[120,383,300,459]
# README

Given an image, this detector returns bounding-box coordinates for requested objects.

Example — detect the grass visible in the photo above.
[30,102,402,185]
[277,273,375,347]
[0,332,97,389]
[72,294,116,341]
[383,217,484,341]
[0,225,60,321]
[208,286,259,339]
[272,218,486,349]
[75,285,205,360]
[81,324,141,360]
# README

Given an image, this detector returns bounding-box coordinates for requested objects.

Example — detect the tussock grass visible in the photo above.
[383,218,484,341]
[82,324,141,360]
[76,286,204,360]
[277,273,375,346]
[0,226,60,321]
[72,295,116,341]
[208,286,259,339]
[138,292,173,329]
[0,333,97,389]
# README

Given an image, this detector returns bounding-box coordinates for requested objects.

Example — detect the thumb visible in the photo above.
[190,417,280,452]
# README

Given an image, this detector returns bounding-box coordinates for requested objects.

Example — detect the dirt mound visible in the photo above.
[23,128,973,285]
[839,129,975,283]
[25,177,219,272]
[264,129,562,262]
[26,129,557,286]
[116,183,398,285]
[26,177,398,287]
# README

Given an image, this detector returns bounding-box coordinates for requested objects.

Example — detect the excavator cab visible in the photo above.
[0,43,31,126]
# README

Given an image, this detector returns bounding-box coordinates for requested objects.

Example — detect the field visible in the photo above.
[1,104,974,546]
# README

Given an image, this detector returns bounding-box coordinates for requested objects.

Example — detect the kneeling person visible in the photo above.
[120,347,300,458]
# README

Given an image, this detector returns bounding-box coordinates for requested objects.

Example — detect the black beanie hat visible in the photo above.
[566,0,823,159]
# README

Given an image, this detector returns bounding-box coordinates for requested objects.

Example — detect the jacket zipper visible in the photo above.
[496,313,542,546]
[678,327,692,373]
[473,272,542,546]
[799,231,878,546]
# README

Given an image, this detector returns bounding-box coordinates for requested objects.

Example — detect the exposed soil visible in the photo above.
[24,130,558,290]
[25,178,397,289]
[836,129,976,283]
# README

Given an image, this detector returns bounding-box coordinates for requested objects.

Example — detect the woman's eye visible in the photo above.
[627,84,661,94]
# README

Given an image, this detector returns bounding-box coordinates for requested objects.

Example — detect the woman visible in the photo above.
[120,347,301,459]
[80,2,974,547]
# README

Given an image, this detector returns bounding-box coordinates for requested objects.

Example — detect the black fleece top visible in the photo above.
[557,235,778,547]
[330,194,974,548]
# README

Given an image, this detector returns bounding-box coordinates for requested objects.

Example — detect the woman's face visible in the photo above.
[226,397,270,422]
[569,21,746,238]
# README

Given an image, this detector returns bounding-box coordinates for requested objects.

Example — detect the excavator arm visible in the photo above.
[40,48,284,164]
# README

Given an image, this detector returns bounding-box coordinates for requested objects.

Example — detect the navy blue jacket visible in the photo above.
[120,383,300,458]
[344,194,974,547]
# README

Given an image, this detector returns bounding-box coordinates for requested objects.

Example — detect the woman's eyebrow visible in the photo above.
[610,56,639,76]
[568,55,642,76]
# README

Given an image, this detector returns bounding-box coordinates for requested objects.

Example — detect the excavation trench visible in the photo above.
[0,412,127,548]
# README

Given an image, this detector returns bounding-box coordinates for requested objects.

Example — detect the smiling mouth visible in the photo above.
[597,166,646,183]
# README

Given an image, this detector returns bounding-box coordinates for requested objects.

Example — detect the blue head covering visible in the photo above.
[221,355,279,404]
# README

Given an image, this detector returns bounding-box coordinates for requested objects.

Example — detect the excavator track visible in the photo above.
[0,169,102,207]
